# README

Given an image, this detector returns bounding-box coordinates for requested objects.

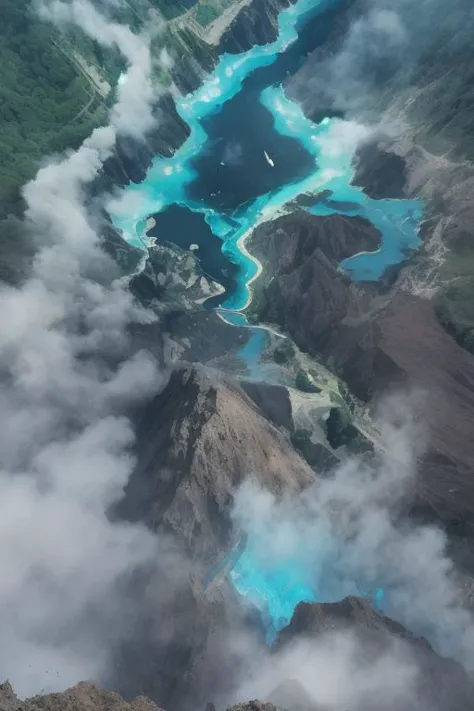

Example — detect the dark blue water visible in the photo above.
[111,0,423,640]
[187,0,349,210]
[148,205,240,306]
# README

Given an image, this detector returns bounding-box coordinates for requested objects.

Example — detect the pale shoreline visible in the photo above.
[236,227,263,311]
[145,216,156,234]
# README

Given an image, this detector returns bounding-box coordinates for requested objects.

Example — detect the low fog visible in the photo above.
[220,395,474,711]
[231,394,474,666]
[288,0,474,127]
[1,0,474,707]
[0,0,173,695]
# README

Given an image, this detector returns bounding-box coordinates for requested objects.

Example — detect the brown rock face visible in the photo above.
[120,365,314,565]
[364,294,474,539]
[277,597,420,647]
[111,366,312,710]
[219,0,293,54]
[0,683,163,711]
[276,598,474,711]
[249,211,380,275]
[248,210,474,545]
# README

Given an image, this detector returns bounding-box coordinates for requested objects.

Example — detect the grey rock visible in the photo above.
[120,365,314,564]
[276,598,474,711]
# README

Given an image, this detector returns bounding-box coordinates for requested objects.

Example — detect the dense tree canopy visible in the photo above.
[0,0,114,214]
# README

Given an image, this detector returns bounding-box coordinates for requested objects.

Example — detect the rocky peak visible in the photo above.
[0,682,17,711]
[227,702,281,711]
[119,365,314,564]
[275,598,474,711]
[0,683,164,711]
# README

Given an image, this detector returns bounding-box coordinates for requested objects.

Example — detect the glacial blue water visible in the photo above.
[228,534,385,643]
[229,543,318,643]
[259,87,423,281]
[110,0,422,638]
[111,0,422,310]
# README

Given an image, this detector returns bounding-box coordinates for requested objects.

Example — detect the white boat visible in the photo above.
[264,150,275,167]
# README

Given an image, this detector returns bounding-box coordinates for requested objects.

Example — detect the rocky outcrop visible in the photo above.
[106,356,321,711]
[96,93,190,195]
[219,0,293,54]
[119,366,314,564]
[352,140,408,199]
[130,242,225,311]
[247,210,474,547]
[276,598,474,711]
[227,704,280,711]
[248,211,378,355]
[0,688,278,711]
[277,597,423,647]
[240,380,294,432]
[0,682,163,711]
[170,28,218,94]
[249,211,381,270]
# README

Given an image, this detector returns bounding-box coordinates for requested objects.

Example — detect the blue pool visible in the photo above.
[110,0,423,313]
[109,0,421,637]
[225,534,385,642]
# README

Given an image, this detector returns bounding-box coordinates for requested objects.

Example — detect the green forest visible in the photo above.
[0,0,199,218]
[0,0,112,215]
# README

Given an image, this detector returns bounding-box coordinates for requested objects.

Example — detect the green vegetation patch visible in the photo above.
[195,2,220,26]
[273,339,295,364]
[0,1,114,215]
[291,428,339,472]
[436,276,474,354]
[295,370,321,393]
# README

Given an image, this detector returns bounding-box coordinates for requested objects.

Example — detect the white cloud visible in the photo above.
[0,0,172,696]
[231,393,474,667]
[39,0,162,137]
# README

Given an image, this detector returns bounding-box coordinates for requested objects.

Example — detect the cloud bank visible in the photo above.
[231,393,474,667]
[38,0,159,137]
[287,0,474,127]
[0,0,172,697]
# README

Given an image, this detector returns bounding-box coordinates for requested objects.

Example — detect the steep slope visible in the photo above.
[247,211,378,357]
[120,365,314,564]
[246,210,474,549]
[0,682,163,711]
[109,366,314,709]
[218,0,293,54]
[276,597,474,711]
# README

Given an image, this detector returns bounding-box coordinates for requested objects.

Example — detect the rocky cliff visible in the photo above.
[95,93,190,194]
[119,365,314,564]
[0,682,163,711]
[5,590,474,711]
[107,363,319,708]
[247,211,379,355]
[219,0,293,54]
[276,598,474,711]
[247,209,474,555]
